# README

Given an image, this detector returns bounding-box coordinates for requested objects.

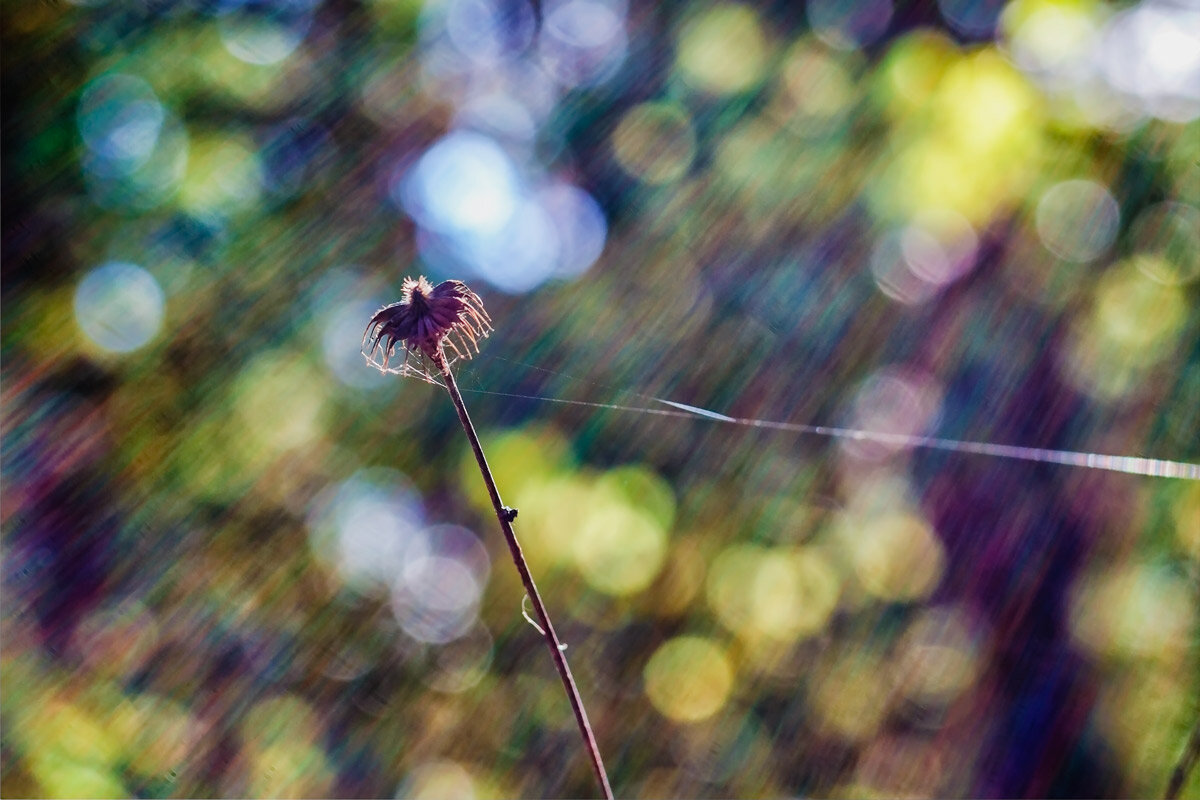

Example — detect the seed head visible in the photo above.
[362,276,492,376]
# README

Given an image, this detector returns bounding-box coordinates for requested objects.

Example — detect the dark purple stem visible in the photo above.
[435,352,614,800]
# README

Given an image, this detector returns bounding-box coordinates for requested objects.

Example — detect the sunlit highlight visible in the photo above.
[74,262,165,354]
[399,132,605,292]
[306,467,427,593]
[392,524,490,643]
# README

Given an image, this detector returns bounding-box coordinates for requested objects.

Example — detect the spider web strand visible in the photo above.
[461,389,1200,480]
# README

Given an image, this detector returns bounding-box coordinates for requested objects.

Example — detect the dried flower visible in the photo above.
[362,274,612,798]
[362,275,492,375]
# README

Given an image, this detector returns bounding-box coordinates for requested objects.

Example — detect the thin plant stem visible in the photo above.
[1165,715,1200,800]
[435,351,615,800]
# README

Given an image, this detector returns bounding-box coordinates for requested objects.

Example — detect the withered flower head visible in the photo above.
[362,276,492,376]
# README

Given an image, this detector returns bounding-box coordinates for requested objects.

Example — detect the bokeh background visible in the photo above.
[3,0,1200,797]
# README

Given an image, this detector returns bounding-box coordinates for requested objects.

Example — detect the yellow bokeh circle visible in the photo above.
[574,503,668,596]
[676,4,769,94]
[849,512,944,601]
[611,102,696,184]
[644,636,734,722]
[810,652,891,741]
[1069,563,1195,661]
[773,39,857,134]
[708,545,841,641]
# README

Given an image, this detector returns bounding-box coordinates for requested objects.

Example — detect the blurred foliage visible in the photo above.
[3,0,1199,797]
